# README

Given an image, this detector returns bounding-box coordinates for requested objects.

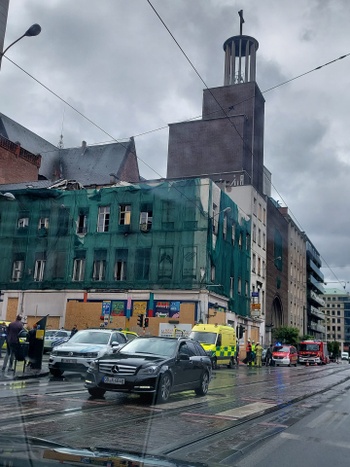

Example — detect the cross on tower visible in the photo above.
[238,9,245,35]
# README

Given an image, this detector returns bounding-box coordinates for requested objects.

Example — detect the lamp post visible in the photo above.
[0,23,41,66]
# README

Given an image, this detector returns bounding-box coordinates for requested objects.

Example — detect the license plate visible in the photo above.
[61,359,75,363]
[103,376,125,385]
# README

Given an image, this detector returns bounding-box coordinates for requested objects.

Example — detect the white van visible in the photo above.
[341,351,349,360]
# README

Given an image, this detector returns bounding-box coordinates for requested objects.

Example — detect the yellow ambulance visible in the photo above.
[189,324,237,369]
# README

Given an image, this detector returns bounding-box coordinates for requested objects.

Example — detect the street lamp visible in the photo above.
[0,23,41,65]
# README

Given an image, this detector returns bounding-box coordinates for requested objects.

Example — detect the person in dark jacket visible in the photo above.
[70,324,78,338]
[2,315,23,372]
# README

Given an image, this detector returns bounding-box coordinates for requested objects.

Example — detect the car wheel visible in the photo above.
[88,387,106,398]
[156,372,172,403]
[294,363,297,367]
[227,357,235,369]
[195,371,210,396]
[49,368,63,377]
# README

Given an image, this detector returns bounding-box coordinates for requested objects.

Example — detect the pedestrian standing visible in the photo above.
[265,345,272,366]
[70,324,78,338]
[2,315,23,372]
[246,339,252,365]
[27,324,38,369]
[0,322,7,358]
[251,340,256,365]
[255,342,263,367]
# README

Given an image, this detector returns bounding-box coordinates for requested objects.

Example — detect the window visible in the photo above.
[77,209,88,234]
[93,260,106,281]
[97,206,110,232]
[52,251,66,279]
[114,249,128,281]
[139,204,153,232]
[72,258,85,281]
[34,260,46,282]
[119,204,131,225]
[183,246,197,278]
[57,206,70,236]
[210,263,216,282]
[135,248,151,280]
[12,260,24,282]
[18,217,29,228]
[38,217,49,230]
[158,247,173,279]
[258,228,261,246]
[231,222,235,244]
[223,214,228,239]
[93,250,107,281]
[253,223,257,242]
[162,200,175,229]
[238,277,242,294]
[230,276,234,298]
[252,254,256,273]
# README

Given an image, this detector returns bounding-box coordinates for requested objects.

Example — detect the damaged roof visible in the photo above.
[0,113,140,185]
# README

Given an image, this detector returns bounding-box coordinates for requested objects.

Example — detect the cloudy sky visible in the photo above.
[1,0,350,288]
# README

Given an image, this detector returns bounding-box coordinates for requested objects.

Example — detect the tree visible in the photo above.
[327,341,340,359]
[272,326,300,345]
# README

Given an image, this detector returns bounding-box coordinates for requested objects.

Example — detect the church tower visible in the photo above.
[167,11,265,194]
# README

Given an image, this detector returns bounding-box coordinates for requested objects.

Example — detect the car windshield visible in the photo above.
[45,330,58,338]
[120,338,178,357]
[68,331,110,345]
[273,346,291,353]
[300,344,320,351]
[189,331,217,345]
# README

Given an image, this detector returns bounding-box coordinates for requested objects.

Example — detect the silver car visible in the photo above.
[44,330,70,353]
[49,329,128,377]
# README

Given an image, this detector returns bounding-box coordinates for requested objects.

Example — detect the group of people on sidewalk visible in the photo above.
[244,339,274,367]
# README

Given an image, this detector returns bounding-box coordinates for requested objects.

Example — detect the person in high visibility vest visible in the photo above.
[251,340,256,365]
[255,342,263,367]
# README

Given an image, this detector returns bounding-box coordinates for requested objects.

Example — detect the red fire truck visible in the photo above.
[298,340,329,365]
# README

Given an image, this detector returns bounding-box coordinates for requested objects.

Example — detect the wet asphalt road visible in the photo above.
[1,361,350,466]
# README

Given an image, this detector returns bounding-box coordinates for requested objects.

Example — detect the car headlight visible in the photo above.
[138,365,161,376]
[51,350,58,356]
[88,360,99,370]
[83,352,98,358]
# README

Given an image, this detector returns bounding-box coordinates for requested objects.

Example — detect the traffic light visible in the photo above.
[144,317,149,328]
[137,314,144,327]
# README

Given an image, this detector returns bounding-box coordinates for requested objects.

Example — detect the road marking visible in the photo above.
[152,395,218,410]
[217,401,277,419]
[181,412,239,421]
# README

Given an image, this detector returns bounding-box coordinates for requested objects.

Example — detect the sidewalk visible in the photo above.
[0,355,49,381]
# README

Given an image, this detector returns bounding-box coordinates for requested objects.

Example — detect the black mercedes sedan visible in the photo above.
[85,336,212,403]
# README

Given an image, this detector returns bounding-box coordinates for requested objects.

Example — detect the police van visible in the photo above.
[189,324,236,369]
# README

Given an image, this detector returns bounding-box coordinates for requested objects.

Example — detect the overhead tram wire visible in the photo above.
[145,1,347,285]
[2,39,349,282]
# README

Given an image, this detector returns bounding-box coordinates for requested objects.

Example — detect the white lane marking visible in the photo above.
[217,401,277,419]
